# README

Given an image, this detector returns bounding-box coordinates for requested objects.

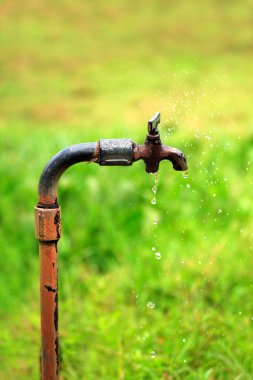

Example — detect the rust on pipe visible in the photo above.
[36,143,99,380]
[35,207,61,379]
[35,113,187,380]
[40,241,59,379]
[35,208,61,378]
[35,207,61,241]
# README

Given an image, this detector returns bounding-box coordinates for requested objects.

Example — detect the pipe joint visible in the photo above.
[99,138,134,166]
[35,206,61,241]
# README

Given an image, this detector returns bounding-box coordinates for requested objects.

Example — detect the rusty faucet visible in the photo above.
[134,112,187,173]
[35,112,187,380]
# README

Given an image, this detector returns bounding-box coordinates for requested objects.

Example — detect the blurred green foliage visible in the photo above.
[1,0,253,379]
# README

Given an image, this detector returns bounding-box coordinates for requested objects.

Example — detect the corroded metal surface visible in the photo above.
[133,113,187,173]
[36,142,99,380]
[40,241,59,380]
[35,207,61,241]
[133,142,187,173]
[36,208,61,378]
[35,112,187,380]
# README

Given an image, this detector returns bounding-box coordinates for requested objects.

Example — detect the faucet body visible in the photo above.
[35,113,187,380]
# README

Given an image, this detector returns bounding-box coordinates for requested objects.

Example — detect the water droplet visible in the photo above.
[153,218,158,225]
[186,184,190,188]
[183,170,188,179]
[147,302,155,309]
[155,252,161,260]
[182,338,186,343]
[150,173,159,205]
[150,351,156,359]
[218,208,222,214]
[154,172,159,184]
[152,247,156,251]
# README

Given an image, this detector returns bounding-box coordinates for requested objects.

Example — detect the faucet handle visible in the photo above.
[148,112,160,135]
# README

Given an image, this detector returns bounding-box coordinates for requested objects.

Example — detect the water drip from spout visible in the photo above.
[183,170,188,179]
[151,172,159,205]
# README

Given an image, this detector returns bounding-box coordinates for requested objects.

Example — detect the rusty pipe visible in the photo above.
[36,143,99,380]
[35,113,187,380]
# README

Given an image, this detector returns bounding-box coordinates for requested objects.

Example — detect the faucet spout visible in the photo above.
[160,145,188,172]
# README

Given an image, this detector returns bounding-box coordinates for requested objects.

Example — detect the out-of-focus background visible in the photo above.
[1,0,253,378]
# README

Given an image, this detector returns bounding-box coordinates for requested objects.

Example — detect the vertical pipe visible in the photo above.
[36,143,99,379]
[40,241,59,380]
[35,205,61,380]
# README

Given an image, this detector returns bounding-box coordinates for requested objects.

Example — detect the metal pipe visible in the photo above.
[38,142,99,206]
[39,241,59,379]
[35,113,187,380]
[36,143,99,380]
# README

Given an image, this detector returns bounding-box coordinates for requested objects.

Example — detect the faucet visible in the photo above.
[133,111,187,173]
[35,112,187,380]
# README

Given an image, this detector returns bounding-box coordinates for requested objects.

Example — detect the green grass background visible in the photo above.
[1,0,253,379]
